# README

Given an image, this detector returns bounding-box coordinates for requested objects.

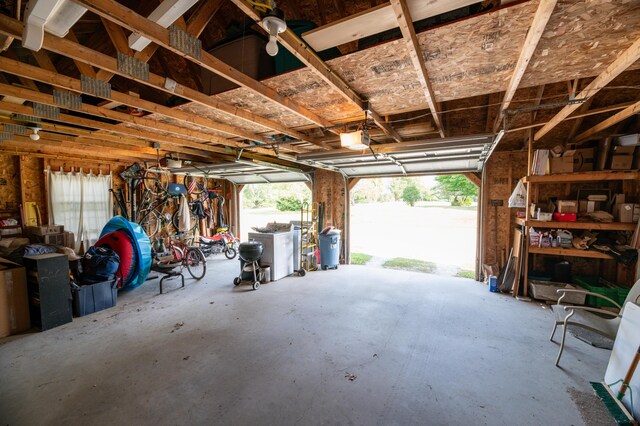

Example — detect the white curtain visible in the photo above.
[48,168,112,251]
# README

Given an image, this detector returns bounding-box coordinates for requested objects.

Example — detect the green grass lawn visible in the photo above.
[455,270,475,279]
[351,253,372,265]
[382,258,436,274]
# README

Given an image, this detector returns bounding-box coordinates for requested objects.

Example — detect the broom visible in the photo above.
[591,344,640,425]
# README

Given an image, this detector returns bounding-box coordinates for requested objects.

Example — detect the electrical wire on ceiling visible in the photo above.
[324,85,640,127]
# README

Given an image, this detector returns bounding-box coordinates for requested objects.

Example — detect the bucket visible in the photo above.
[489,276,498,292]
[260,266,271,283]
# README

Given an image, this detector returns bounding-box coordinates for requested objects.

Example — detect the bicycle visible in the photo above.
[143,160,170,196]
[164,235,207,280]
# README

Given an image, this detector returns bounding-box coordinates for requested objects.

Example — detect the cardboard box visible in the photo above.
[0,258,30,337]
[29,233,65,246]
[614,203,640,223]
[565,148,595,172]
[63,231,75,248]
[613,145,636,155]
[579,200,597,213]
[610,155,633,170]
[557,200,578,213]
[26,225,64,236]
[550,156,573,174]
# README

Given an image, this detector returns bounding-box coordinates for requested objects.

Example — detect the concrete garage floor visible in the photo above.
[1,258,612,425]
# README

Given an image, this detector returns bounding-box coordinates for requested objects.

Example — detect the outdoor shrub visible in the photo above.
[276,196,304,211]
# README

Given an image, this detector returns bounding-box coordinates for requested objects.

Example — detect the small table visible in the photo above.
[150,265,184,294]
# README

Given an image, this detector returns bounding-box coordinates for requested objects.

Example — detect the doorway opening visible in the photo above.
[349,175,478,279]
[239,182,311,242]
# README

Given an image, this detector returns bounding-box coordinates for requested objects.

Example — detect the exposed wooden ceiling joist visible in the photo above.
[0,13,323,149]
[0,57,278,146]
[0,88,231,155]
[390,0,443,137]
[99,0,222,108]
[574,99,640,142]
[0,115,214,161]
[493,0,557,133]
[72,0,335,137]
[535,36,640,141]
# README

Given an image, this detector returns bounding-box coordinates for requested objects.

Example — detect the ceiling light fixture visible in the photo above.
[261,4,286,57]
[29,127,41,141]
[340,130,371,150]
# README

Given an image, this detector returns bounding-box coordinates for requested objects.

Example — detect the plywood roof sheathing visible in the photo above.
[230,0,403,142]
[493,0,557,133]
[535,36,640,141]
[390,0,444,137]
[74,0,333,143]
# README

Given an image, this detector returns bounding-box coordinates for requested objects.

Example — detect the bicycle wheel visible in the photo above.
[144,169,169,196]
[186,247,206,280]
[171,207,198,232]
[184,174,207,195]
[142,210,161,238]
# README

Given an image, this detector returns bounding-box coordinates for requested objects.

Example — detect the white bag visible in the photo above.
[508,179,526,208]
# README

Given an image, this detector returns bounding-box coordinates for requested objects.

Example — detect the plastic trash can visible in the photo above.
[318,233,340,270]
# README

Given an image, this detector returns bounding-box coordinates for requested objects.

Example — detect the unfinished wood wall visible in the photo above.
[0,154,20,211]
[481,151,528,269]
[312,169,347,262]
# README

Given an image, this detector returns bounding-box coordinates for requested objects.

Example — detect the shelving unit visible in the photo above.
[517,157,639,298]
[0,209,23,238]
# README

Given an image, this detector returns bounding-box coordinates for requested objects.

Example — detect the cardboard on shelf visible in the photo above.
[557,200,578,213]
[0,258,30,337]
[614,203,640,223]
[550,156,573,174]
[610,155,633,170]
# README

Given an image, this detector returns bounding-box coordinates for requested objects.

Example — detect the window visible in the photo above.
[47,168,112,251]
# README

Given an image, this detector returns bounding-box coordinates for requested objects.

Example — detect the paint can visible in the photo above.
[489,276,498,293]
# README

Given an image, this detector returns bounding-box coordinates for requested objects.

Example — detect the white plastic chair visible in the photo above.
[549,279,640,366]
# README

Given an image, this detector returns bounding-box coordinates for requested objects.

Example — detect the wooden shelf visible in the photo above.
[524,170,640,183]
[516,218,637,231]
[528,246,614,259]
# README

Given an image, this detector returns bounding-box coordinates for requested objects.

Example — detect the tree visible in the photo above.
[434,175,478,206]
[402,183,421,206]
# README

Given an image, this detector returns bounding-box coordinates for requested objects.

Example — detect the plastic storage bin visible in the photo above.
[572,275,629,308]
[528,280,586,304]
[318,233,340,270]
[72,279,119,317]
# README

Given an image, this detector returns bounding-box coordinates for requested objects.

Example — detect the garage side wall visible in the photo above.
[480,151,528,272]
[312,169,347,262]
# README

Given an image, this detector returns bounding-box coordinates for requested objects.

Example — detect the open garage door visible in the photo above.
[174,161,311,185]
[297,134,498,177]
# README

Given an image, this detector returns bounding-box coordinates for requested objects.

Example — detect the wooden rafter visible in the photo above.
[64,30,98,78]
[98,0,222,107]
[229,0,403,142]
[505,100,636,135]
[0,14,323,148]
[0,114,215,160]
[0,56,280,148]
[535,36,640,141]
[0,87,231,155]
[574,100,640,142]
[389,0,443,137]
[493,0,557,133]
[100,16,134,56]
[73,0,334,131]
